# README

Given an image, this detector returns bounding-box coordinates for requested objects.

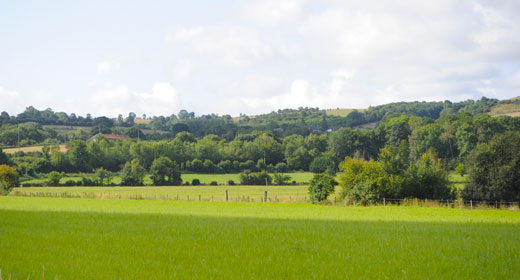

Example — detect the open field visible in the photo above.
[325,108,365,117]
[0,196,519,279]
[488,103,520,117]
[20,172,316,185]
[2,144,67,154]
[10,185,313,202]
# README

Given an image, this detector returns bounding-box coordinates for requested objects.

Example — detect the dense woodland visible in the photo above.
[1,96,520,202]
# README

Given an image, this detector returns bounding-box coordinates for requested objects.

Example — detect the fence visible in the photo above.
[8,190,520,210]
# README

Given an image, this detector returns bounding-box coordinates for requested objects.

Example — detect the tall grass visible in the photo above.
[0,197,519,279]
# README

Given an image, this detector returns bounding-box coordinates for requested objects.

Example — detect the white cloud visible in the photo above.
[90,85,132,116]
[172,59,196,81]
[135,82,181,116]
[226,74,282,98]
[0,86,24,114]
[242,0,305,26]
[96,60,119,75]
[88,83,181,117]
[165,25,273,67]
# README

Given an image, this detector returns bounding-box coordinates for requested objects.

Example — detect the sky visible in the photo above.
[1,0,520,118]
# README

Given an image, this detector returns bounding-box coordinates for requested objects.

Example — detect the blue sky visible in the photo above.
[1,0,520,117]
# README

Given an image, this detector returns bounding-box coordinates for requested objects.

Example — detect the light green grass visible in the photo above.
[449,172,468,191]
[21,172,315,185]
[10,185,313,202]
[0,196,519,279]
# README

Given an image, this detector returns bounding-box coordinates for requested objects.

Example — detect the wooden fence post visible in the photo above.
[470,200,473,209]
[264,190,268,203]
[226,190,228,202]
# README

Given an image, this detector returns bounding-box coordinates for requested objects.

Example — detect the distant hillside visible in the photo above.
[488,97,520,117]
[325,108,365,117]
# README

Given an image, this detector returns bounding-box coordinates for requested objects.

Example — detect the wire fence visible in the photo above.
[8,190,520,210]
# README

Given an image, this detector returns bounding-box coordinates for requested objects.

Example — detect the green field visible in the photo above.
[0,196,519,279]
[21,172,316,185]
[10,185,314,202]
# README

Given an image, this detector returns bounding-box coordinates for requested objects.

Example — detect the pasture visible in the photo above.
[2,144,67,154]
[20,172,316,186]
[325,108,365,117]
[10,185,313,203]
[0,196,519,279]
[488,103,520,117]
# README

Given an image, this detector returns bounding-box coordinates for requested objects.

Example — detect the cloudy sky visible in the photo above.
[1,0,520,118]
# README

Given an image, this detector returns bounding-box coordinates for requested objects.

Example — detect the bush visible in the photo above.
[210,181,218,186]
[47,171,64,186]
[309,156,336,173]
[239,170,272,185]
[463,132,520,201]
[191,178,201,186]
[64,180,77,186]
[0,165,19,194]
[150,157,182,186]
[228,180,235,185]
[339,149,452,204]
[81,177,95,186]
[121,159,146,186]
[275,162,288,173]
[309,173,337,204]
[273,173,291,185]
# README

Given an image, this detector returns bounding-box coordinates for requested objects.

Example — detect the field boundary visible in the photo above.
[8,190,520,210]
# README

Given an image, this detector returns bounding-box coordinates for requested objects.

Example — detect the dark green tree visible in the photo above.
[308,173,337,203]
[150,156,182,186]
[463,132,520,201]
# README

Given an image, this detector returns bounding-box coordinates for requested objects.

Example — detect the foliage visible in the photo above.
[191,178,201,186]
[309,155,336,173]
[339,157,386,204]
[150,157,182,186]
[239,170,272,185]
[0,164,19,194]
[121,159,146,186]
[463,132,520,201]
[308,173,337,203]
[455,163,465,177]
[339,147,452,203]
[273,173,292,185]
[47,171,64,186]
[95,168,113,185]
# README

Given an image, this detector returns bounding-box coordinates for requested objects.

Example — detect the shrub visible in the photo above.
[121,159,146,186]
[309,173,337,204]
[227,180,235,185]
[81,177,95,186]
[191,178,201,186]
[239,170,272,185]
[0,164,19,194]
[64,180,76,186]
[309,156,336,173]
[275,162,288,173]
[47,171,64,186]
[273,173,291,185]
[150,157,182,186]
[210,181,218,186]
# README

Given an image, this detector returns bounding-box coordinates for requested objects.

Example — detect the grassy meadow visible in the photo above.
[21,172,315,186]
[10,185,313,203]
[0,196,519,279]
